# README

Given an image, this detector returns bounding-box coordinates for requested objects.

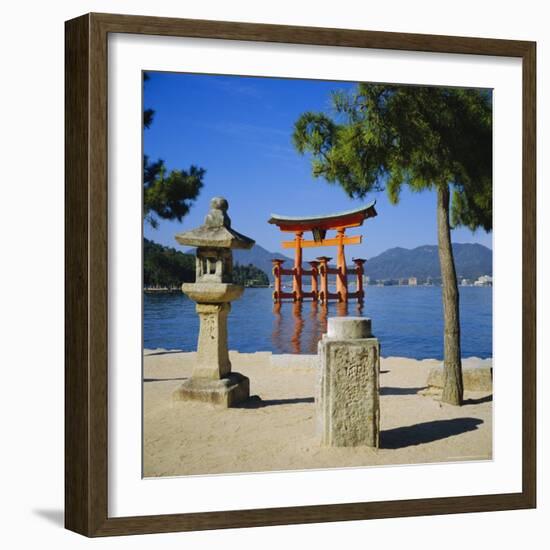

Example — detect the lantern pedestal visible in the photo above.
[173,372,250,408]
[172,197,255,408]
[172,299,250,406]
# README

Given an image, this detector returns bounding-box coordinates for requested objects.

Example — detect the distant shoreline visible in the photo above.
[144,284,492,293]
[144,284,271,293]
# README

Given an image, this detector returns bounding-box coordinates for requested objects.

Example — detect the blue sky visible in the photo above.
[143,72,492,260]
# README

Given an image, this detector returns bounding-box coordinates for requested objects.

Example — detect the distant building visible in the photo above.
[474,275,493,287]
[408,277,417,286]
[461,278,471,286]
[363,275,370,286]
[378,279,398,286]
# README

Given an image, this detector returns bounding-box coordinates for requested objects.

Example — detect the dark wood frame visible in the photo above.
[65,12,537,537]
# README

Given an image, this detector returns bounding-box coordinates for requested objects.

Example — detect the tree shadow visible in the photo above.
[463,394,493,405]
[380,386,427,396]
[380,370,390,374]
[381,417,484,449]
[237,395,314,409]
[33,509,64,527]
[143,376,188,383]
[144,350,184,357]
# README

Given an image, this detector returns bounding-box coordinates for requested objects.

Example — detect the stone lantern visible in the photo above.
[173,197,255,407]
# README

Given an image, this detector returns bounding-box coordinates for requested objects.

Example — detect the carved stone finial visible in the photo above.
[204,196,231,228]
[175,196,254,249]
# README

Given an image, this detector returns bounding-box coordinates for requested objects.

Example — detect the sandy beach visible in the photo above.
[143,351,492,477]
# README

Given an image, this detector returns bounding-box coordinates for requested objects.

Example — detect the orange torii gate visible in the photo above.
[268,202,377,303]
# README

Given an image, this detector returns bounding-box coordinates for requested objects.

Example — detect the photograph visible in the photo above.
[141,71,494,478]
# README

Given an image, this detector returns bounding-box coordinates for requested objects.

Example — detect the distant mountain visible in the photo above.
[364,243,492,281]
[181,241,491,283]
[233,245,292,283]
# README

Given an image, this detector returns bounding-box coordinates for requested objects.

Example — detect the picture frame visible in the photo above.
[65,12,536,537]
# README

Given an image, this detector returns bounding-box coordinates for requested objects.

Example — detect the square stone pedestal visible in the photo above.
[173,372,250,407]
[317,317,380,447]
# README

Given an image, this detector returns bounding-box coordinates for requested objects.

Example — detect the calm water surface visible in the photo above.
[143,286,492,359]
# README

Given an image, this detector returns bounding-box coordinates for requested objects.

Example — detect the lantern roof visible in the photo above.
[175,197,255,250]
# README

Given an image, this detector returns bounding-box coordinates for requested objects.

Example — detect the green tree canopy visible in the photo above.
[293,84,492,230]
[143,157,205,229]
[143,238,195,287]
[233,263,270,287]
[293,83,492,405]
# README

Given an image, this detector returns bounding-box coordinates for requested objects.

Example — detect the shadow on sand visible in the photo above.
[463,394,493,405]
[144,350,184,357]
[144,376,188,383]
[237,395,314,409]
[380,386,427,396]
[381,417,484,449]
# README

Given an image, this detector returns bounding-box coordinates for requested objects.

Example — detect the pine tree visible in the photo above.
[293,84,492,405]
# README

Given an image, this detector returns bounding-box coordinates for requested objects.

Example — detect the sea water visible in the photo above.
[143,286,492,359]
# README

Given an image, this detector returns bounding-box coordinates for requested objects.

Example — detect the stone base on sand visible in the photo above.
[427,359,492,392]
[173,372,250,407]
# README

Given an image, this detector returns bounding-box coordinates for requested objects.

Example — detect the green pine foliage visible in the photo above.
[293,84,492,231]
[143,157,205,229]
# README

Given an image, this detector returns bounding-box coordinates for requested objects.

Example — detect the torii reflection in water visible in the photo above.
[272,300,364,354]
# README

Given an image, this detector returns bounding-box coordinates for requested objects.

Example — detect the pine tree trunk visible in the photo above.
[436,184,464,405]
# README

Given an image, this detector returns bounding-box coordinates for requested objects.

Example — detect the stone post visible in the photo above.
[317,317,380,447]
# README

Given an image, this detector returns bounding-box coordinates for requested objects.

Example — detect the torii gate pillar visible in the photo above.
[336,228,348,302]
[293,232,304,301]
